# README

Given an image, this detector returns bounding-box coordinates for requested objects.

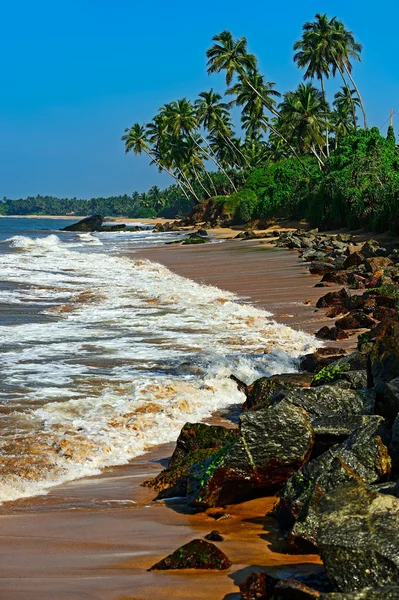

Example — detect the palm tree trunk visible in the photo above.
[239,75,311,175]
[191,132,237,192]
[332,56,358,131]
[176,167,202,202]
[342,64,368,130]
[145,150,200,202]
[310,145,325,169]
[320,77,330,158]
[193,169,212,199]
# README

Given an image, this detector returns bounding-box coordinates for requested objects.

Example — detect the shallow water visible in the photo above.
[0,217,318,504]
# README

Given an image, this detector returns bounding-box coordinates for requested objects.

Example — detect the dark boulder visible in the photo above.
[242,373,312,412]
[148,539,231,570]
[335,311,377,330]
[320,587,399,599]
[204,530,224,541]
[239,571,278,599]
[316,326,349,341]
[275,382,376,420]
[381,378,399,425]
[362,239,382,258]
[316,288,352,310]
[343,252,365,269]
[299,349,347,374]
[188,401,314,508]
[143,422,237,498]
[312,415,379,456]
[62,214,103,232]
[369,320,399,392]
[321,271,351,286]
[390,416,399,476]
[318,481,399,592]
[276,417,391,553]
[273,578,323,599]
[168,422,236,469]
[310,262,337,276]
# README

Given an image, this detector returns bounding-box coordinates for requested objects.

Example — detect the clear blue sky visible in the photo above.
[1,0,398,199]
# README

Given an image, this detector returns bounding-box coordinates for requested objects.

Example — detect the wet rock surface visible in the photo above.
[62,214,104,231]
[149,538,232,570]
[319,481,399,592]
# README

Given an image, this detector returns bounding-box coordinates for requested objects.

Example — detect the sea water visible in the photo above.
[0,217,318,503]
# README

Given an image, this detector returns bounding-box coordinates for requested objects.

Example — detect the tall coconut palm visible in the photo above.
[226,70,280,139]
[206,31,310,174]
[161,98,237,190]
[330,18,367,129]
[121,123,198,201]
[279,83,329,167]
[333,85,360,127]
[330,104,354,148]
[294,14,332,153]
[195,90,248,166]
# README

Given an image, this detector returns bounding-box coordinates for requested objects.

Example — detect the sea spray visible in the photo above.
[0,234,320,503]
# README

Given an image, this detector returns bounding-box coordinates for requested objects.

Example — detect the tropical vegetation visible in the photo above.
[119,13,399,232]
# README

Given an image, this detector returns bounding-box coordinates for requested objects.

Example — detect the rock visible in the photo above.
[312,415,378,456]
[204,530,224,541]
[390,416,399,476]
[343,252,365,269]
[143,423,237,498]
[310,262,337,276]
[276,382,376,420]
[316,326,349,341]
[98,223,127,231]
[316,288,352,310]
[335,311,377,330]
[336,234,352,243]
[318,481,399,591]
[196,228,208,236]
[300,350,347,374]
[242,373,312,412]
[374,306,398,321]
[188,401,314,508]
[276,417,391,552]
[342,370,368,389]
[303,251,328,262]
[320,587,399,599]
[362,239,381,258]
[168,423,236,469]
[62,214,103,232]
[148,539,231,570]
[273,578,322,599]
[365,257,393,273]
[369,320,399,393]
[381,378,399,424]
[321,271,351,285]
[239,571,278,600]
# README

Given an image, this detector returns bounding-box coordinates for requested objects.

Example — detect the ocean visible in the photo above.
[0,217,318,504]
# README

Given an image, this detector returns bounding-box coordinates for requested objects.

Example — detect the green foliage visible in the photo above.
[311,362,350,386]
[306,128,399,232]
[231,190,258,223]
[1,184,193,219]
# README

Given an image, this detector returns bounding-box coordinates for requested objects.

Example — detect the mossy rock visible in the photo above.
[148,539,231,570]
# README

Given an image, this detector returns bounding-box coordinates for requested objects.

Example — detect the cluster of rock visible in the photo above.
[145,231,399,597]
[166,229,210,245]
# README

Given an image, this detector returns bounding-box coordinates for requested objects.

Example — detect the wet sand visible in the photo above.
[0,239,347,600]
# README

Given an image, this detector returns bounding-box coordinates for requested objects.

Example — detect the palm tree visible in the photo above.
[195,90,248,166]
[330,104,354,148]
[294,14,332,153]
[122,123,197,201]
[333,85,360,128]
[330,18,368,129]
[161,99,237,190]
[279,83,329,168]
[206,31,310,174]
[226,70,280,139]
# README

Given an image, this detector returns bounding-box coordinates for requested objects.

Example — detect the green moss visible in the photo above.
[311,363,350,386]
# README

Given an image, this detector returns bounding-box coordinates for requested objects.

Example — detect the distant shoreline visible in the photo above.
[0,215,171,224]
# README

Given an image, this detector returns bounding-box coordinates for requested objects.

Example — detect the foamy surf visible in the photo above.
[0,234,320,504]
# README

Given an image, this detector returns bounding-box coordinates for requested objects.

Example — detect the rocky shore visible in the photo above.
[142,228,399,599]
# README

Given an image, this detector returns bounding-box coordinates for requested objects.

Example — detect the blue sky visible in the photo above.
[1,0,398,198]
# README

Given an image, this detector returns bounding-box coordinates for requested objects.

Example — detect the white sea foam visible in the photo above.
[0,234,320,503]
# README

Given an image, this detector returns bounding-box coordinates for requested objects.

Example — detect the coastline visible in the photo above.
[0,238,346,599]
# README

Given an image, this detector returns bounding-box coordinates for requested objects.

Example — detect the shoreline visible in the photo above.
[0,237,347,599]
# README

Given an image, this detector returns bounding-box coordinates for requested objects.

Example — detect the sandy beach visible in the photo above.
[0,236,348,600]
